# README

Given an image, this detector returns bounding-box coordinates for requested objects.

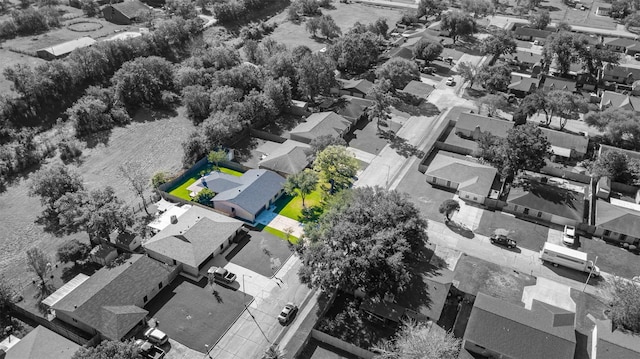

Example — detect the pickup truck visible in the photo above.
[208,266,237,284]
[136,339,166,359]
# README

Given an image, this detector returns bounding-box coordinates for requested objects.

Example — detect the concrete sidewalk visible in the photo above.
[347,146,377,163]
[265,214,304,238]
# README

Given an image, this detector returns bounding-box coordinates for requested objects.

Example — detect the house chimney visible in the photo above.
[170,215,177,224]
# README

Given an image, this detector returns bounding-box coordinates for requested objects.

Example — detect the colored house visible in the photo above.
[289,112,352,144]
[505,179,585,226]
[258,139,311,177]
[50,255,174,341]
[102,0,151,25]
[455,113,513,140]
[36,37,96,60]
[425,153,498,205]
[187,169,286,222]
[143,206,245,276]
[599,91,640,112]
[464,293,576,359]
[594,198,640,245]
[3,326,81,359]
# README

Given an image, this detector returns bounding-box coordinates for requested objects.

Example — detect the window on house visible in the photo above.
[446,181,451,187]
[158,282,163,289]
[73,318,77,323]
[144,295,148,303]
[524,208,529,215]
[473,197,478,201]
[604,230,611,236]
[537,212,542,218]
[514,205,518,211]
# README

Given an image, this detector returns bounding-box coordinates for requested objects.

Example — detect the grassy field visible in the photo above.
[168,166,243,201]
[267,2,405,51]
[0,108,195,289]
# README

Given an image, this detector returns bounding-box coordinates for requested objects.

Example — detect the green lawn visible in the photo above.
[274,185,325,222]
[168,165,243,201]
[264,226,299,244]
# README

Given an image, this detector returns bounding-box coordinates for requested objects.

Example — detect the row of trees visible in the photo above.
[0,6,60,39]
[212,0,279,24]
[542,30,619,77]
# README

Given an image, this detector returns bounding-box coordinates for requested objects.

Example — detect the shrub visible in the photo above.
[58,139,83,162]
[0,19,17,39]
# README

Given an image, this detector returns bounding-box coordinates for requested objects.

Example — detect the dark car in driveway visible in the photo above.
[490,234,517,249]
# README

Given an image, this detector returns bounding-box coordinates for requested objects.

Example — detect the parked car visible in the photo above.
[144,328,168,346]
[135,339,166,359]
[445,77,455,86]
[563,225,577,246]
[634,53,640,61]
[422,66,437,74]
[490,234,517,249]
[208,266,236,284]
[277,303,298,325]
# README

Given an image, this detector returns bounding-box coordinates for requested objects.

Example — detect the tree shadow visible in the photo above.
[35,210,67,237]
[212,289,224,303]
[300,205,324,223]
[378,130,425,158]
[131,107,178,123]
[60,262,102,283]
[81,130,111,149]
[445,220,475,239]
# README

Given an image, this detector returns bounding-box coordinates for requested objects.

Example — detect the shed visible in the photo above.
[36,37,96,60]
[102,0,151,25]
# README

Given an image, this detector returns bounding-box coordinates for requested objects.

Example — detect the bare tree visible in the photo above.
[26,248,50,288]
[119,162,149,215]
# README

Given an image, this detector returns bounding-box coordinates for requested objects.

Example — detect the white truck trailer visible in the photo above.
[540,242,600,277]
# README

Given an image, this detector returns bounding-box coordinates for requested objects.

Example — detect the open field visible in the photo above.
[268,2,405,51]
[0,49,46,95]
[0,109,195,289]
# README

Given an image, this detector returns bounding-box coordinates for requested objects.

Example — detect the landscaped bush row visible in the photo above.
[0,7,61,40]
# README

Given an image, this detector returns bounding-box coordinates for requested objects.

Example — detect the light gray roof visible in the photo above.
[5,326,80,359]
[212,169,286,215]
[37,37,96,57]
[426,153,497,198]
[259,140,311,176]
[456,113,513,138]
[290,112,351,141]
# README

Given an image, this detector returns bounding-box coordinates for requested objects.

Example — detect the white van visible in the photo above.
[540,242,599,276]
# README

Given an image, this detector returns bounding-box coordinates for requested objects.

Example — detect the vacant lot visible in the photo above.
[144,276,252,351]
[0,110,195,289]
[268,2,404,51]
[475,211,551,251]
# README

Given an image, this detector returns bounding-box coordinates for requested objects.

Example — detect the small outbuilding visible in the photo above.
[36,37,96,60]
[102,0,151,25]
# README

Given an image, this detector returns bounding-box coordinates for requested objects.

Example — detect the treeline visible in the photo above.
[212,0,280,24]
[0,7,61,40]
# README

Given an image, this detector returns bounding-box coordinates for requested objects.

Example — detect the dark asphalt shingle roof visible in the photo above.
[507,181,585,222]
[337,78,373,95]
[290,112,351,141]
[598,144,640,161]
[109,0,150,18]
[514,27,553,38]
[334,95,374,122]
[464,293,576,359]
[456,113,513,138]
[595,199,640,237]
[259,140,310,176]
[543,77,577,92]
[402,80,435,100]
[595,319,640,359]
[5,326,80,359]
[426,153,497,198]
[600,91,640,112]
[509,75,540,92]
[540,127,588,155]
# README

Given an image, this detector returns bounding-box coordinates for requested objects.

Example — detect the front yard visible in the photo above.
[273,184,326,222]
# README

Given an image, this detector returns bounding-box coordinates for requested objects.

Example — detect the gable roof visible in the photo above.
[51,254,173,340]
[337,78,373,95]
[543,77,577,92]
[595,319,640,359]
[382,46,414,60]
[258,139,310,176]
[5,326,81,359]
[109,0,150,19]
[514,27,553,39]
[603,65,640,81]
[507,180,585,221]
[605,37,640,49]
[290,111,351,140]
[402,80,435,100]
[599,144,640,162]
[539,127,588,155]
[426,153,497,197]
[509,75,540,92]
[144,206,244,268]
[595,199,640,236]
[211,169,286,215]
[334,95,375,122]
[464,293,576,359]
[456,113,513,138]
[505,50,543,65]
[37,37,96,58]
[600,91,640,112]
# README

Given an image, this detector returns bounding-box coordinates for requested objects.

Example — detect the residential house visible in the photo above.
[289,112,352,144]
[50,255,175,341]
[602,65,640,85]
[599,90,640,112]
[598,144,640,162]
[464,293,576,359]
[505,179,585,226]
[331,78,373,98]
[596,6,611,16]
[143,206,245,276]
[380,46,414,61]
[504,50,543,72]
[36,37,96,60]
[594,198,640,245]
[425,153,498,205]
[333,96,374,123]
[455,113,513,140]
[514,27,553,43]
[508,75,540,97]
[147,204,192,233]
[286,100,310,116]
[3,326,80,359]
[540,127,589,159]
[102,0,151,25]
[401,80,435,101]
[258,139,311,177]
[605,38,640,55]
[187,169,286,222]
[541,76,577,92]
[592,318,640,359]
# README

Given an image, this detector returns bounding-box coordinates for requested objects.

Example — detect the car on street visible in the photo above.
[422,66,437,74]
[144,328,168,346]
[277,302,298,325]
[445,77,455,86]
[635,53,640,61]
[563,225,577,246]
[135,339,166,359]
[490,234,517,249]
[208,266,236,284]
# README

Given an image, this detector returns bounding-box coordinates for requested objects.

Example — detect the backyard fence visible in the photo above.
[250,128,287,143]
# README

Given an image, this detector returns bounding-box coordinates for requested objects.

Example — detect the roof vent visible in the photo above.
[170,215,178,224]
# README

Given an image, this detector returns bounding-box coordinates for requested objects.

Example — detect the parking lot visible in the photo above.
[144,276,253,351]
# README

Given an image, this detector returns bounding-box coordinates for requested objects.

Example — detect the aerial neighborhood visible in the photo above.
[3,0,640,358]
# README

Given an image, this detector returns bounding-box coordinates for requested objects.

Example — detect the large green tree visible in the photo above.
[375,58,420,89]
[111,56,176,110]
[29,164,84,212]
[72,340,142,359]
[545,90,588,129]
[57,239,91,265]
[313,145,360,193]
[479,30,516,57]
[529,9,550,29]
[440,11,476,43]
[476,64,511,93]
[585,108,640,150]
[299,186,428,297]
[329,30,383,74]
[296,53,337,101]
[374,321,461,359]
[367,79,395,130]
[586,150,640,185]
[417,0,447,18]
[413,39,444,63]
[543,32,619,76]
[608,277,640,333]
[284,169,319,208]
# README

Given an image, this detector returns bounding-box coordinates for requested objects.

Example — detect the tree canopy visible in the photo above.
[313,145,360,193]
[543,31,619,76]
[57,239,91,264]
[375,58,420,89]
[329,30,384,74]
[374,321,461,359]
[29,164,84,211]
[72,340,142,359]
[586,150,640,185]
[413,39,444,63]
[111,56,176,110]
[417,0,447,18]
[529,9,550,29]
[608,277,640,333]
[439,199,460,222]
[440,11,476,43]
[476,64,511,93]
[544,90,588,129]
[284,169,319,208]
[299,186,428,297]
[585,108,640,150]
[479,30,516,57]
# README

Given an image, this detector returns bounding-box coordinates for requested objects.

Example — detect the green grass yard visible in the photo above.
[263,226,299,244]
[274,185,326,222]
[168,165,243,201]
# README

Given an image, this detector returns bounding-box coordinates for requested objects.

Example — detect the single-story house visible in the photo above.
[425,153,498,205]
[455,113,513,140]
[505,179,585,226]
[143,206,245,276]
[605,37,640,55]
[50,255,175,341]
[599,90,640,112]
[540,127,589,159]
[89,244,118,266]
[514,27,553,43]
[508,75,540,97]
[289,111,352,144]
[464,293,576,359]
[187,169,286,222]
[401,80,435,101]
[102,0,151,25]
[333,95,375,123]
[331,78,373,98]
[594,198,640,245]
[592,318,640,358]
[380,46,414,61]
[36,37,96,61]
[541,77,577,92]
[258,139,311,177]
[504,50,543,70]
[602,65,640,84]
[598,144,640,162]
[596,6,611,16]
[3,326,81,359]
